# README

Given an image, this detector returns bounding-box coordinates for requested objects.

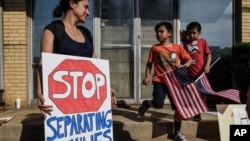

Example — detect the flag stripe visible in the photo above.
[164,72,188,118]
[188,84,207,114]
[167,72,191,118]
[187,85,205,114]
[195,73,240,103]
[183,86,197,117]
[163,69,208,119]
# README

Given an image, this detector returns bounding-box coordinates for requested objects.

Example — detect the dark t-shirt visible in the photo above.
[44,22,94,57]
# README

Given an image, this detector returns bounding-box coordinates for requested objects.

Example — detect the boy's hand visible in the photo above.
[142,78,150,85]
[180,30,187,39]
[204,66,210,73]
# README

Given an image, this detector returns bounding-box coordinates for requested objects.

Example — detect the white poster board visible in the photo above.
[42,53,113,141]
[217,104,249,141]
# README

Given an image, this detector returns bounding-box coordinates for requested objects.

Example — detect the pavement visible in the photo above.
[0,104,220,141]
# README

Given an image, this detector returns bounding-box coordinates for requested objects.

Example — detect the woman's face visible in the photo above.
[71,0,90,23]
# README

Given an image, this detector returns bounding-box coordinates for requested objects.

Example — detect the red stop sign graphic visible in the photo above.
[48,59,107,114]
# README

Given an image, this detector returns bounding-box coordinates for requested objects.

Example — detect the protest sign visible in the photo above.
[42,53,113,141]
[217,104,250,141]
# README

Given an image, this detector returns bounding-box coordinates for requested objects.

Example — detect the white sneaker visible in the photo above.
[174,131,187,141]
[137,114,143,119]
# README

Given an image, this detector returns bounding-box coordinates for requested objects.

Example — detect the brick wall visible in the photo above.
[3,0,28,108]
[242,0,250,42]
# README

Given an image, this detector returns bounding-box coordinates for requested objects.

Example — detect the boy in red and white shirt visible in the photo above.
[180,21,212,121]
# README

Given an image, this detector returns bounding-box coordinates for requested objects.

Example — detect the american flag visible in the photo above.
[163,67,208,119]
[195,73,241,103]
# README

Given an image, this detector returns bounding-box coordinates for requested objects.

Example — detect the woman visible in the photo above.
[37,0,116,117]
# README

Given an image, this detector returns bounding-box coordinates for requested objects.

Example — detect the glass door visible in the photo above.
[100,0,135,101]
[32,0,234,104]
[140,0,174,101]
[99,0,174,103]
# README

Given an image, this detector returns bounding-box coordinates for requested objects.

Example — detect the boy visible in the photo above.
[180,21,212,121]
[138,21,192,141]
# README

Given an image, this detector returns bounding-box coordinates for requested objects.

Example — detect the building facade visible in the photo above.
[0,0,250,109]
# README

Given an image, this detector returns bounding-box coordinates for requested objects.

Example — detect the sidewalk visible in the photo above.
[0,104,220,141]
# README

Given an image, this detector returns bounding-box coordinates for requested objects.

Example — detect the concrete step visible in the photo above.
[0,105,220,141]
[0,108,44,141]
[112,105,220,141]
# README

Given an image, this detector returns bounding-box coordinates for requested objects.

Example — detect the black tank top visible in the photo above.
[44,22,94,57]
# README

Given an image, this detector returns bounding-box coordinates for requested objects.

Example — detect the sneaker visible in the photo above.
[137,114,143,119]
[174,131,187,141]
[193,114,201,121]
[137,100,149,118]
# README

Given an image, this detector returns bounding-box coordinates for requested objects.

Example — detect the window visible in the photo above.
[32,0,93,59]
[179,0,233,59]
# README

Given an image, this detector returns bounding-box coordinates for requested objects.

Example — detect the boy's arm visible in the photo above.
[182,58,192,68]
[204,53,212,73]
[143,62,152,85]
[180,29,187,42]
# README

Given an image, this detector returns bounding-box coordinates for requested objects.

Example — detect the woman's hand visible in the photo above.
[38,94,53,119]
[111,88,117,108]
